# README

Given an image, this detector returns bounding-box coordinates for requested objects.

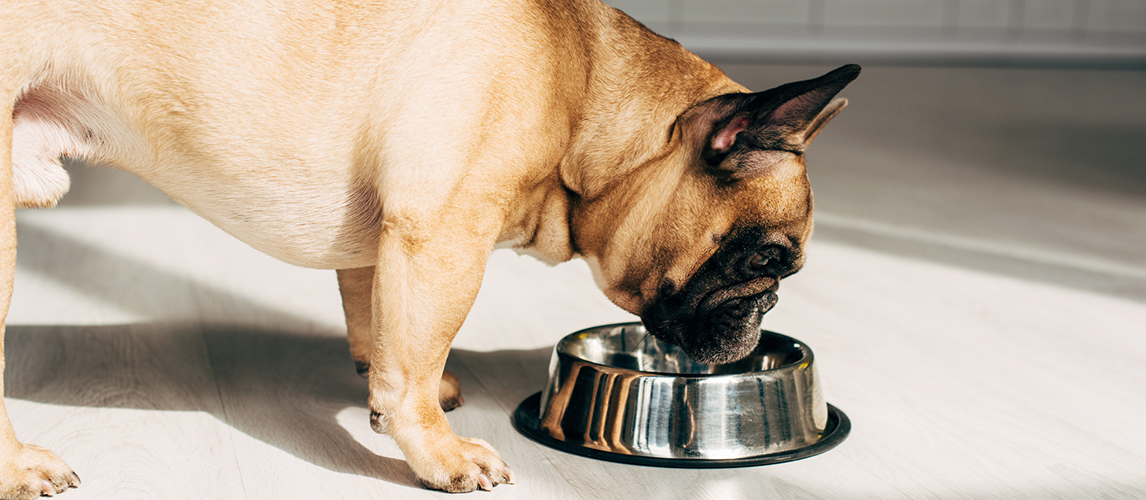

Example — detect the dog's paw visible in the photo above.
[413,437,514,493]
[0,443,79,499]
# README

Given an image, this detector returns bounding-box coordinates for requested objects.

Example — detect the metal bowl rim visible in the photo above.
[555,321,815,379]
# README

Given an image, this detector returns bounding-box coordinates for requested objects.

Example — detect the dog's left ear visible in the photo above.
[691,64,861,178]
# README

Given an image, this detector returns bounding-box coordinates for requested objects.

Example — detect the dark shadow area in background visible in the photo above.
[987,122,1146,198]
[814,224,1146,302]
[858,118,1146,200]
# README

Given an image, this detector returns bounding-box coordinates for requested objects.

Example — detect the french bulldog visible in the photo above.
[0,0,858,496]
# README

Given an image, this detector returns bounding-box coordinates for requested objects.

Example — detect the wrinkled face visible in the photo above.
[583,150,814,365]
[576,65,858,364]
[639,157,813,364]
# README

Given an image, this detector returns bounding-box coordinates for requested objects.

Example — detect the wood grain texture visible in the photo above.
[5,64,1146,499]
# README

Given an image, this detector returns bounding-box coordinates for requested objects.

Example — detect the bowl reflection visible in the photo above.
[514,322,847,465]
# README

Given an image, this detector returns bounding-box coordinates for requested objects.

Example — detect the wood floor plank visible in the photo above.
[5,322,246,499]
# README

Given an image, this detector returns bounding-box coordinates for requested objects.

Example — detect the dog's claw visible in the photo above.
[0,444,76,499]
[412,436,512,493]
[70,472,81,488]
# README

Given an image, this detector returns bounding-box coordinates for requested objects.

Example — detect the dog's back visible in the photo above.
[1,0,734,268]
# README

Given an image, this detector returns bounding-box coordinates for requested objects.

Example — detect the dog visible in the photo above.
[0,0,858,496]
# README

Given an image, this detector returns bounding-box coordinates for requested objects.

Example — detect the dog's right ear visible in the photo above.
[686,64,860,180]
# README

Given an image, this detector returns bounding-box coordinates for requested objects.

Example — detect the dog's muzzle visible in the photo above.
[642,288,779,365]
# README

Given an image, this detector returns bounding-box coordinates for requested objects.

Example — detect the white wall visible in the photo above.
[603,0,1146,66]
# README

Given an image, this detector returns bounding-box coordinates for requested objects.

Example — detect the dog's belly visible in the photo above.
[111,146,387,270]
[13,84,383,270]
[163,183,384,270]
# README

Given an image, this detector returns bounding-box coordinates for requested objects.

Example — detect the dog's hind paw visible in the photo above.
[0,443,79,499]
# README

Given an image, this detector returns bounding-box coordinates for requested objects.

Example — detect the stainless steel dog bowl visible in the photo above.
[513,322,849,467]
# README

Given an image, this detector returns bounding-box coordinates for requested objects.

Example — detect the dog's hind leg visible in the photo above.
[337,267,376,376]
[0,89,80,499]
[338,267,464,411]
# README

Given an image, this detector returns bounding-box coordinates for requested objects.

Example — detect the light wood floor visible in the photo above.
[7,64,1146,499]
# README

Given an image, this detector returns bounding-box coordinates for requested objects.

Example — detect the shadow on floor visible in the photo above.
[5,322,552,488]
[7,218,554,488]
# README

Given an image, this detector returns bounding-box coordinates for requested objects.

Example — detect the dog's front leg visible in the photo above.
[0,104,79,498]
[364,216,513,492]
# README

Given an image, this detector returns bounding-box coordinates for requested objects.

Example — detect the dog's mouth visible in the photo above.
[637,226,798,365]
[642,289,778,365]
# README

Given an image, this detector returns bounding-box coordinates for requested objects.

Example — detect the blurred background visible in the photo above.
[606,0,1146,67]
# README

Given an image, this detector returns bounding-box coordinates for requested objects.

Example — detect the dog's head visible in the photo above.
[573,65,859,364]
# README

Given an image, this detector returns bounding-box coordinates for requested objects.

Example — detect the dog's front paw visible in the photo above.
[411,437,514,493]
[0,443,79,499]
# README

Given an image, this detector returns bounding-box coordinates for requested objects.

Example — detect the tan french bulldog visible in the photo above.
[0,0,858,496]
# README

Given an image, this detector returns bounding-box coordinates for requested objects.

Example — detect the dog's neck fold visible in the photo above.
[501,3,746,267]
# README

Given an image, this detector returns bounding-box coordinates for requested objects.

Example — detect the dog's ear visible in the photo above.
[693,64,860,179]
